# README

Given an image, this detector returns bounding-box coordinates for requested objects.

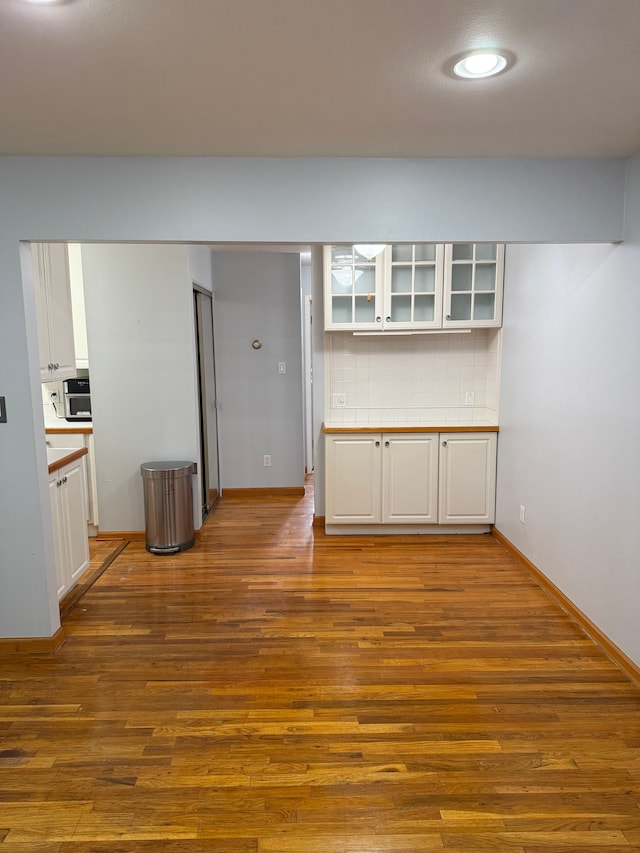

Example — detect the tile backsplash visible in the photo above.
[324,329,501,425]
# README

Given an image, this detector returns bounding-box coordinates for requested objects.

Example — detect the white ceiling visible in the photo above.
[2,0,640,159]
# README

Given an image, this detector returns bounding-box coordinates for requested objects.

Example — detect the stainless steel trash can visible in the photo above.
[141,461,195,554]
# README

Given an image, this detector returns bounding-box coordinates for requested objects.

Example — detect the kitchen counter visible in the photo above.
[44,418,93,434]
[47,446,88,474]
[323,423,499,433]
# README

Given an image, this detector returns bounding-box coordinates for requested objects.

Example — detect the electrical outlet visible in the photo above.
[464,391,475,406]
[519,505,526,524]
[332,393,346,408]
[263,455,271,467]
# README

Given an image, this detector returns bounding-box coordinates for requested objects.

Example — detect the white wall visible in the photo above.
[212,252,304,488]
[81,244,201,533]
[325,329,501,426]
[0,154,631,640]
[188,245,214,291]
[496,154,640,665]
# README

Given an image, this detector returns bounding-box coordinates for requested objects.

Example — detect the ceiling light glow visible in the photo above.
[353,244,386,259]
[452,50,510,79]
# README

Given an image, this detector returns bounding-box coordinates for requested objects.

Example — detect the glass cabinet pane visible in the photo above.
[414,266,435,293]
[331,267,353,294]
[354,296,376,323]
[390,294,412,322]
[354,267,375,295]
[391,245,412,262]
[332,297,353,324]
[451,265,472,291]
[450,292,472,321]
[331,246,353,264]
[475,243,497,261]
[414,244,436,262]
[473,293,496,320]
[414,294,435,322]
[452,243,473,261]
[391,267,412,293]
[475,264,497,291]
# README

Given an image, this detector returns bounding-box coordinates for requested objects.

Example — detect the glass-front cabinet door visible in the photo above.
[384,244,444,329]
[324,245,384,330]
[443,243,505,328]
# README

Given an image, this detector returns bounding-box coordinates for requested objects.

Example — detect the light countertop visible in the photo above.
[44,418,92,434]
[47,446,88,474]
[323,422,499,433]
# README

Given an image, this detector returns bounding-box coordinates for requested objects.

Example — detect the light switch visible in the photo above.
[278,362,286,374]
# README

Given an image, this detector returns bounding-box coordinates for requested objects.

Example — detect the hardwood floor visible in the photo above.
[1,482,639,851]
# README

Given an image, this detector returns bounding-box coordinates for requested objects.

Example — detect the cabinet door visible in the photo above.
[49,475,69,599]
[383,245,444,330]
[45,432,98,528]
[443,244,504,328]
[60,458,90,586]
[382,433,438,522]
[325,435,382,523]
[32,243,77,382]
[438,432,497,523]
[324,246,383,331]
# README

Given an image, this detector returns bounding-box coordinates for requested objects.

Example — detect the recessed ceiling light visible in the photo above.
[452,49,512,79]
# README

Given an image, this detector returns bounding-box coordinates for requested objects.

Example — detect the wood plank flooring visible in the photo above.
[1,480,639,851]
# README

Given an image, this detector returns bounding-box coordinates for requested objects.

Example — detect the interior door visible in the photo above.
[194,288,221,519]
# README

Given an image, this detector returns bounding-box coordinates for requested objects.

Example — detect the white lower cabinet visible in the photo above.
[46,431,99,532]
[438,433,497,524]
[382,434,439,523]
[49,456,90,599]
[325,434,382,522]
[325,431,496,529]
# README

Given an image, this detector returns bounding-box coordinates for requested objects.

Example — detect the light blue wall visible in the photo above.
[496,153,640,666]
[0,155,629,639]
[212,251,304,489]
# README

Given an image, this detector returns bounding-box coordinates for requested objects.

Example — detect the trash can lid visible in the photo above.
[141,461,196,478]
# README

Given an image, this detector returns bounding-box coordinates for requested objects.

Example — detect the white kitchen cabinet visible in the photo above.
[49,454,90,600]
[324,243,504,332]
[46,431,99,533]
[384,244,444,330]
[443,244,505,328]
[438,432,497,524]
[325,434,382,522]
[325,430,497,529]
[32,243,77,382]
[325,432,439,524]
[323,245,385,331]
[382,433,439,522]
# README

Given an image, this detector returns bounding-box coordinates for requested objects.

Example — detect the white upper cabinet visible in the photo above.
[324,243,504,331]
[384,244,444,330]
[32,243,77,382]
[443,243,505,328]
[324,245,385,330]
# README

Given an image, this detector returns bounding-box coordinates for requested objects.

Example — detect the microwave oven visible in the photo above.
[63,377,91,422]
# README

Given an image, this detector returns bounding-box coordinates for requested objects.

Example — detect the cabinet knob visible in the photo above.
[385,316,391,323]
[48,363,54,370]
[62,475,68,484]
[442,440,447,447]
[445,315,451,321]
[384,441,390,446]
[56,479,62,487]
[376,316,382,323]
[375,440,380,447]
[54,362,59,370]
